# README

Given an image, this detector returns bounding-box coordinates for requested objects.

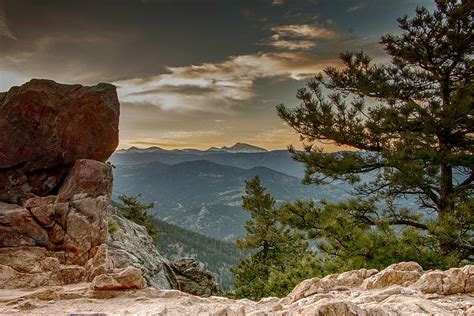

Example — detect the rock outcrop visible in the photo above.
[0,79,146,291]
[0,79,119,204]
[0,262,472,315]
[0,159,113,288]
[107,211,178,290]
[106,210,222,296]
[170,258,220,297]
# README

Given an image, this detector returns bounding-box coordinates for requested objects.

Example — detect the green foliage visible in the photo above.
[231,177,320,300]
[117,194,160,242]
[277,0,473,264]
[107,218,119,235]
[264,253,322,298]
[153,217,247,291]
[279,198,469,273]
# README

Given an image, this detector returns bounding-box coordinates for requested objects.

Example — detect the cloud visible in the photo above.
[272,24,337,39]
[347,1,368,12]
[0,9,16,40]
[272,0,284,6]
[115,51,338,113]
[268,38,316,50]
[263,24,338,50]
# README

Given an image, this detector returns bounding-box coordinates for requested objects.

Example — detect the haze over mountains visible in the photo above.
[110,143,351,240]
[112,143,306,178]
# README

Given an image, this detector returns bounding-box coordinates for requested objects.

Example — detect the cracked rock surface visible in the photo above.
[0,262,472,315]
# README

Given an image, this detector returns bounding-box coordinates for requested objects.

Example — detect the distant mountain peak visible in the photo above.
[120,146,166,153]
[209,143,268,153]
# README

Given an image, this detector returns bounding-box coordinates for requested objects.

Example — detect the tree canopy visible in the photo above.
[277,0,473,261]
[231,177,318,300]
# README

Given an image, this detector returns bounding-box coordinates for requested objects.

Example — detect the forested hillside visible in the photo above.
[153,218,247,290]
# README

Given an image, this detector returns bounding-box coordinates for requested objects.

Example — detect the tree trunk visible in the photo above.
[438,162,453,217]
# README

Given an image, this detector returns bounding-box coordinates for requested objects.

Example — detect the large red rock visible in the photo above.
[57,159,113,202]
[0,79,119,203]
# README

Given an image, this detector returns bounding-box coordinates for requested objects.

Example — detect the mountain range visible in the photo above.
[110,144,353,236]
[111,158,349,240]
[112,144,306,178]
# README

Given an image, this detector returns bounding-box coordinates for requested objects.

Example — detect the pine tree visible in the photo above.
[117,194,160,242]
[277,1,473,263]
[231,177,317,300]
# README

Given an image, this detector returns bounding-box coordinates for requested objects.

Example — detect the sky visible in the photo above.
[0,0,433,150]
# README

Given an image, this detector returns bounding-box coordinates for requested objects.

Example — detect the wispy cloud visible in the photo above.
[0,8,16,40]
[272,0,284,6]
[263,24,338,50]
[115,51,338,113]
[272,24,337,39]
[347,1,368,12]
[268,38,316,50]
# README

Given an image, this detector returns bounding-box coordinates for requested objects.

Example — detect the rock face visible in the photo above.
[0,262,472,315]
[107,211,178,290]
[170,258,220,297]
[107,210,221,296]
[0,160,113,288]
[0,79,129,290]
[0,79,119,204]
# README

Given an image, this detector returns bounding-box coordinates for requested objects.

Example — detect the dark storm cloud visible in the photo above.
[0,0,435,149]
[0,0,270,83]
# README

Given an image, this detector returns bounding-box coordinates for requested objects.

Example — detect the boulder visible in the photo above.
[170,257,220,297]
[283,268,378,305]
[107,210,220,295]
[362,261,423,290]
[410,265,473,294]
[0,202,49,247]
[0,79,119,204]
[107,211,178,290]
[91,266,146,291]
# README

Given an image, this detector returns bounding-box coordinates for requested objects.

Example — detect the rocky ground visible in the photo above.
[0,262,473,315]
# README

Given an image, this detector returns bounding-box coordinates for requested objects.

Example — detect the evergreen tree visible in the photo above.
[277,0,473,264]
[231,177,318,300]
[117,194,160,242]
